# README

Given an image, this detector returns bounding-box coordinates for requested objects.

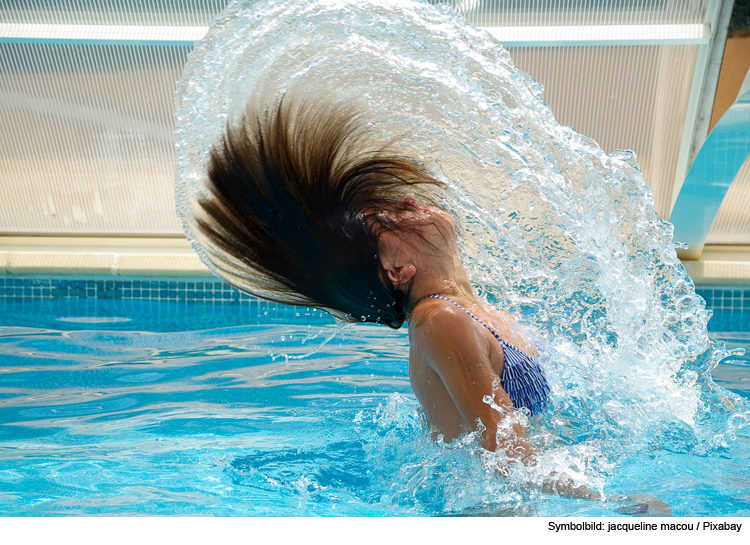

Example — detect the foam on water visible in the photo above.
[175,0,750,508]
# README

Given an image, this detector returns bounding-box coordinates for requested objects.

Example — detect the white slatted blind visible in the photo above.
[0,43,188,234]
[436,0,708,26]
[0,1,231,26]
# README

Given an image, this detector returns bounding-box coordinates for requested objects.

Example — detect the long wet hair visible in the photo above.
[195,95,443,328]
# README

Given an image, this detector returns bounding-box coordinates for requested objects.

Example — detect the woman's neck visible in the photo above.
[407,256,477,309]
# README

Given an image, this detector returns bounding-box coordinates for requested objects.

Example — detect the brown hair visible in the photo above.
[194,94,443,328]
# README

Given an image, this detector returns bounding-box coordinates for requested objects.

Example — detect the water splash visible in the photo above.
[175,0,748,505]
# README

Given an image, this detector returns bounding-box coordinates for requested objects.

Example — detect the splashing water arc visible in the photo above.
[175,0,749,461]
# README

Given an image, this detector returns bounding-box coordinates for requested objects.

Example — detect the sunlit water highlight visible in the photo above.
[0,299,748,516]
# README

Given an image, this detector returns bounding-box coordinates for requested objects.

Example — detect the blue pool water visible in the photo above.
[0,296,748,516]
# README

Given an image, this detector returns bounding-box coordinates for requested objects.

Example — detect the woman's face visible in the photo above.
[373,195,458,288]
[393,196,455,250]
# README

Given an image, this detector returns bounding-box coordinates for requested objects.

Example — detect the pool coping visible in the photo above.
[0,236,212,277]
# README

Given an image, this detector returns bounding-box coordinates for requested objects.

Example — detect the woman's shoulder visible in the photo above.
[409,298,486,348]
[410,296,464,326]
[412,297,514,329]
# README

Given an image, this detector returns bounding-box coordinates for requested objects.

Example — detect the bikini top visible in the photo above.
[420,294,551,417]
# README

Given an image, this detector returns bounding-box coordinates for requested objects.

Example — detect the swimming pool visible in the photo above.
[0,279,748,516]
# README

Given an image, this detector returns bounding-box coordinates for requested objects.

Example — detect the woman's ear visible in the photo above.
[377,228,416,289]
[384,263,416,290]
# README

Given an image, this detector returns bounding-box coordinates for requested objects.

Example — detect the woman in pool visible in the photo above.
[194,95,632,503]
